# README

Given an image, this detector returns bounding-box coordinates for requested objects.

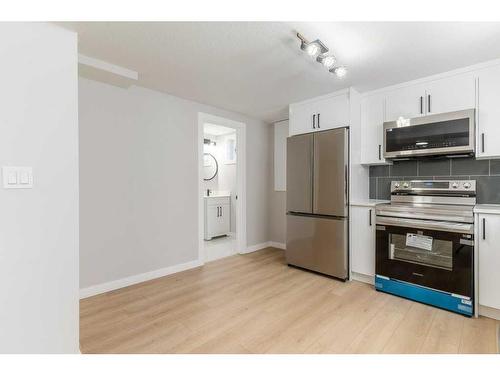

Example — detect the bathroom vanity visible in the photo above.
[204,193,231,240]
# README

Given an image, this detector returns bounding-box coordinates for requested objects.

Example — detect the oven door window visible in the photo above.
[388,233,452,271]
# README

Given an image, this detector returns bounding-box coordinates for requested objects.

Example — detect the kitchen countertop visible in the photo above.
[474,204,500,214]
[350,199,390,207]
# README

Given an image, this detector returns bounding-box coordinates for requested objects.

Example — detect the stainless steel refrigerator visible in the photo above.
[286,127,349,280]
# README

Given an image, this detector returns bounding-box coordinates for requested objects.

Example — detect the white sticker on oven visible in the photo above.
[406,233,433,251]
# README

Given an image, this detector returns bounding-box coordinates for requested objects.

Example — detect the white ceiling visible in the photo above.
[203,123,235,136]
[60,22,500,123]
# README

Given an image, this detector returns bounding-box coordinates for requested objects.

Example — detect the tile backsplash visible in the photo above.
[369,157,500,203]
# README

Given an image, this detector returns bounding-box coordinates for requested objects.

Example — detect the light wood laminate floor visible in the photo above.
[80,248,499,354]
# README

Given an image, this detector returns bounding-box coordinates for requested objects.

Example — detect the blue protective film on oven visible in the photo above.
[375,275,473,317]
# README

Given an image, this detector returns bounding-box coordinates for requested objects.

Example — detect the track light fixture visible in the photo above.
[297,32,347,78]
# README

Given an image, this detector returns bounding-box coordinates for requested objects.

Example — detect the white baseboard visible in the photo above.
[479,305,500,321]
[79,259,203,299]
[240,241,270,254]
[351,272,374,285]
[81,241,285,299]
[241,241,285,254]
[268,241,286,250]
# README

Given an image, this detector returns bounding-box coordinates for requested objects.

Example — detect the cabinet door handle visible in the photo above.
[481,133,485,153]
[483,218,486,240]
[312,114,316,129]
[369,209,372,226]
[220,206,223,217]
[427,94,431,113]
[317,113,320,128]
[378,145,381,160]
[420,96,423,114]
[217,207,219,217]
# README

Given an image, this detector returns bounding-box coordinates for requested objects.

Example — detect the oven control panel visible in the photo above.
[390,180,476,193]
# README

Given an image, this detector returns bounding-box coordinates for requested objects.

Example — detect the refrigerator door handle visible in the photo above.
[344,164,348,205]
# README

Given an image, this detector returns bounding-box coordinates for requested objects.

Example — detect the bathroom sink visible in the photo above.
[204,191,230,198]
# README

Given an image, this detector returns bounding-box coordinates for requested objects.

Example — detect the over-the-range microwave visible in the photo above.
[383,109,475,159]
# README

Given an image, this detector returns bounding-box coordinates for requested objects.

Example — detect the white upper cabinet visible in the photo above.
[360,93,389,165]
[385,83,426,122]
[476,64,500,159]
[385,74,476,122]
[312,94,350,131]
[289,91,350,136]
[424,73,476,115]
[289,101,315,136]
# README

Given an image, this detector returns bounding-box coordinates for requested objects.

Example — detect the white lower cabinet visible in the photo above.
[478,212,500,310]
[204,196,231,240]
[351,205,376,277]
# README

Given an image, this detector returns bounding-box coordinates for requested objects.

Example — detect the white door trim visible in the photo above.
[198,112,247,264]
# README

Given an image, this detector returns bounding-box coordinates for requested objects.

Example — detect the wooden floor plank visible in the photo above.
[458,315,498,354]
[79,248,498,354]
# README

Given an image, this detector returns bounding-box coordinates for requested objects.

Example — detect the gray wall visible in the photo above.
[268,125,287,244]
[269,191,286,244]
[370,157,500,203]
[0,23,79,353]
[79,78,271,288]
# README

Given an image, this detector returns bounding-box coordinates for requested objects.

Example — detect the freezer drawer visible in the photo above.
[286,214,348,279]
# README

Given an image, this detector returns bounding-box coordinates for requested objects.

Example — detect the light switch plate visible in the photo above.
[2,167,33,189]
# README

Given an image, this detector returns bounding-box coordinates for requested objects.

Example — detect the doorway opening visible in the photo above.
[198,113,246,264]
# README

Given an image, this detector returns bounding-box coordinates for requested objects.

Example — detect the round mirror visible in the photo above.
[203,153,218,181]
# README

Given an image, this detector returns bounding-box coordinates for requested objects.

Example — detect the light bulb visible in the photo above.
[305,43,320,58]
[333,66,347,78]
[321,55,336,69]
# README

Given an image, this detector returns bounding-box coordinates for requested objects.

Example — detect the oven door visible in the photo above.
[375,218,474,298]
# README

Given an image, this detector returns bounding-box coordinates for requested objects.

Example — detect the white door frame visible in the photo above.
[198,112,247,264]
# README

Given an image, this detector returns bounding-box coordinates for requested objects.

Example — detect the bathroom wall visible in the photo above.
[369,157,500,203]
[202,134,220,192]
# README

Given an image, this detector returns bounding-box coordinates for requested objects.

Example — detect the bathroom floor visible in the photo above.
[204,233,237,262]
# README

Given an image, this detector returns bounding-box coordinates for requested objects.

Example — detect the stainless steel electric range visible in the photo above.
[375,180,475,316]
